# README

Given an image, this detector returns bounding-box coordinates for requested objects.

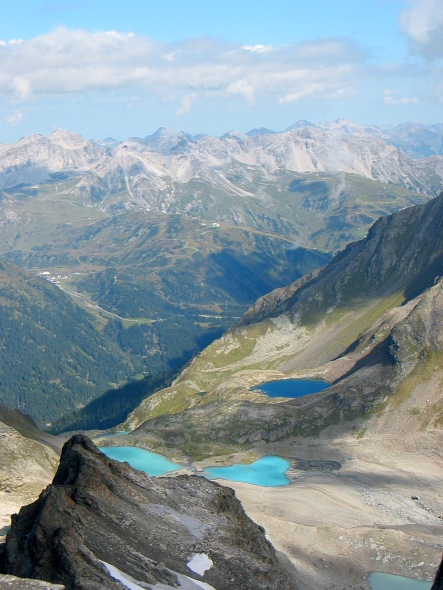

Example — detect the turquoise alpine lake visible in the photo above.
[203,455,291,486]
[250,378,330,398]
[99,446,184,476]
[369,572,431,590]
[99,447,291,486]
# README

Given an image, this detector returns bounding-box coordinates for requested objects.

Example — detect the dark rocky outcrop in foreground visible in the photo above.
[432,554,443,590]
[0,435,297,590]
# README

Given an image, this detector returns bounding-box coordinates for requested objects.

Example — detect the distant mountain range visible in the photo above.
[0,120,442,429]
[248,119,443,159]
[1,120,440,254]
[1,120,442,201]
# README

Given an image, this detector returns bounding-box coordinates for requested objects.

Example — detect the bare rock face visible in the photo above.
[0,435,297,590]
[432,561,443,590]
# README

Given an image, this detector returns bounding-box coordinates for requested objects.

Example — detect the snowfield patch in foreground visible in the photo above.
[187,553,214,575]
[102,561,218,590]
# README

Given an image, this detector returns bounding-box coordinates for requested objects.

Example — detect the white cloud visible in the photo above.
[0,38,24,46]
[400,0,443,57]
[383,90,419,105]
[11,77,32,100]
[6,109,24,125]
[241,44,274,53]
[0,27,366,113]
[175,92,199,116]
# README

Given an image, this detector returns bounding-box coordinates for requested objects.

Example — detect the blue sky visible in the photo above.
[0,0,442,141]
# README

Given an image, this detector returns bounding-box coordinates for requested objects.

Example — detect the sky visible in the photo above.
[0,0,442,141]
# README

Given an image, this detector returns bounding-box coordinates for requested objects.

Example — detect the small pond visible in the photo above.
[250,378,330,398]
[369,572,432,590]
[99,447,291,487]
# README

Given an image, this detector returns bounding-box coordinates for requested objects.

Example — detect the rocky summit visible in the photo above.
[0,435,297,590]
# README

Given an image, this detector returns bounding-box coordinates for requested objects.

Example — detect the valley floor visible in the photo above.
[1,438,441,589]
[2,399,442,589]
[212,431,443,590]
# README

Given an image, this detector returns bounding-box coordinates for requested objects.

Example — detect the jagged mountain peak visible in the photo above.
[1,435,297,590]
[285,119,316,131]
[221,129,247,139]
[17,133,45,143]
[328,118,379,132]
[47,128,90,150]
[138,127,196,153]
[245,126,277,136]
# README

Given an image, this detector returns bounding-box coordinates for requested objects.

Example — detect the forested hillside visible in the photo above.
[0,261,135,426]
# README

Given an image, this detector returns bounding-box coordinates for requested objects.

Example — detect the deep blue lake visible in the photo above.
[99,447,291,486]
[369,572,432,590]
[250,378,330,398]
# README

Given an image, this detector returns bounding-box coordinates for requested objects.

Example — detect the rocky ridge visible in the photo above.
[0,124,441,212]
[433,557,443,590]
[0,435,297,590]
